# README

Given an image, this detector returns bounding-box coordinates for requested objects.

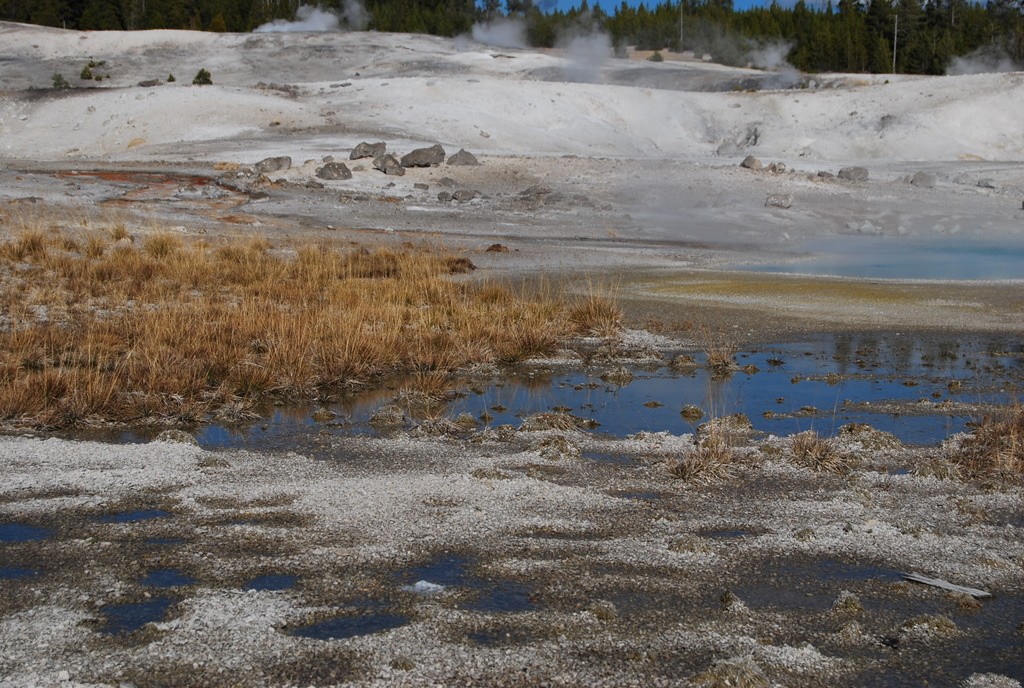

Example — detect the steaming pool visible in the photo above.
[741,236,1024,280]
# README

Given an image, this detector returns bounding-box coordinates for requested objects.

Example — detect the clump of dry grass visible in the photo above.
[692,655,769,688]
[790,430,851,473]
[0,217,589,429]
[939,406,1024,481]
[668,432,735,483]
[696,323,738,376]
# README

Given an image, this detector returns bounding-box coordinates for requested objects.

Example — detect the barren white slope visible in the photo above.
[1,21,1022,163]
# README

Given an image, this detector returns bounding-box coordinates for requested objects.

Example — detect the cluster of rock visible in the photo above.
[346,142,480,179]
[215,142,485,201]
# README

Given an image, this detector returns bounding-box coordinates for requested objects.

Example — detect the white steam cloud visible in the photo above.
[254,2,369,33]
[947,48,1021,75]
[468,18,528,50]
[557,17,613,84]
[746,41,802,89]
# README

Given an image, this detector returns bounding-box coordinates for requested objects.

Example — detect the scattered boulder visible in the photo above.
[138,79,161,87]
[401,144,445,168]
[350,142,386,160]
[817,170,835,179]
[413,183,429,190]
[838,166,869,182]
[910,171,937,188]
[716,141,738,156]
[486,243,509,252]
[977,178,998,189]
[373,154,405,176]
[255,156,292,174]
[438,177,457,188]
[316,162,352,180]
[447,148,480,166]
[437,191,453,202]
[765,193,793,209]
[740,155,762,170]
[452,189,479,202]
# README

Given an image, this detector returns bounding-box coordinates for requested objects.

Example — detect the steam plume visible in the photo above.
[254,3,369,33]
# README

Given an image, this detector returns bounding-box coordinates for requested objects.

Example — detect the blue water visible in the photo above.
[246,574,298,591]
[99,597,175,634]
[0,524,53,542]
[743,237,1024,280]
[97,509,172,523]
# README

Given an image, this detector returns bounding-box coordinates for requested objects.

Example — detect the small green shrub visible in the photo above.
[51,73,71,89]
[80,65,93,80]
[649,51,664,62]
[167,74,176,82]
[192,68,212,85]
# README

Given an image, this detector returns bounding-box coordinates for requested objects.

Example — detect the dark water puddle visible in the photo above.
[583,452,636,465]
[398,554,538,613]
[0,566,41,580]
[735,559,907,612]
[246,574,298,591]
[99,597,175,634]
[700,529,762,539]
[97,509,172,524]
[140,569,195,588]
[289,612,409,640]
[0,524,53,542]
[789,559,904,583]
[610,491,663,501]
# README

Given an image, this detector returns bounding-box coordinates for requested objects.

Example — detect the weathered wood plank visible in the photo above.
[903,572,992,598]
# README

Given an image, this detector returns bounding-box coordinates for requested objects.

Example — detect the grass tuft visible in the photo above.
[668,432,735,483]
[939,406,1024,481]
[790,430,851,473]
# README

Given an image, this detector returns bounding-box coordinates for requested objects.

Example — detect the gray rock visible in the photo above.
[838,166,869,181]
[373,154,405,176]
[453,189,479,202]
[977,178,998,189]
[740,155,762,170]
[401,144,445,168]
[717,141,738,156]
[350,141,386,160]
[447,148,480,166]
[255,156,292,174]
[817,170,835,179]
[138,79,161,87]
[437,191,453,202]
[438,177,457,188]
[316,162,352,180]
[910,171,936,188]
[765,193,793,209]
[413,183,429,190]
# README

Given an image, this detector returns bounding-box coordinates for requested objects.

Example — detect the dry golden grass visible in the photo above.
[696,322,738,376]
[0,216,621,429]
[790,430,851,473]
[942,405,1024,481]
[668,432,735,483]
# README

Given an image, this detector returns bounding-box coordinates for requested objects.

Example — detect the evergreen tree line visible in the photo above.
[1,0,1021,75]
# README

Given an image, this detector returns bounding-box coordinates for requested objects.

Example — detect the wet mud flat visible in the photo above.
[1,381,1022,687]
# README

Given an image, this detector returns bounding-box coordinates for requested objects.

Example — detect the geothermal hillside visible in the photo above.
[1,21,1022,164]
